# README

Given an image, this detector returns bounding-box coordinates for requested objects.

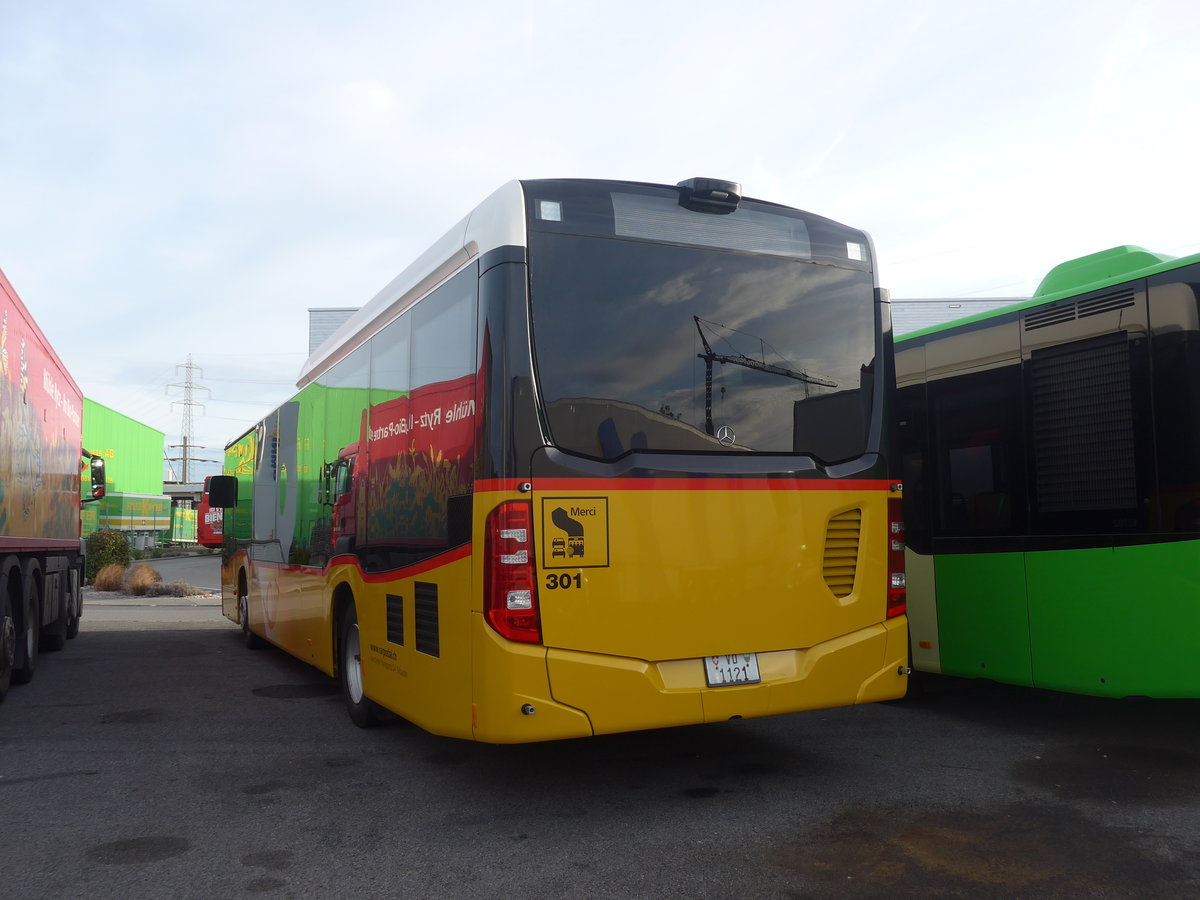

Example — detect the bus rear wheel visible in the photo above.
[240,592,264,650]
[339,603,383,728]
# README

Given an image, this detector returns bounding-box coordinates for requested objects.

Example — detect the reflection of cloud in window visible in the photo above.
[640,270,704,307]
[709,264,860,336]
[538,246,874,424]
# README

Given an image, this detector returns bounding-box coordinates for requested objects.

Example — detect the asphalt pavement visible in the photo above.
[5,560,1199,898]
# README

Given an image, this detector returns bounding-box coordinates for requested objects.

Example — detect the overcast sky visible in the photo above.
[2,0,1197,481]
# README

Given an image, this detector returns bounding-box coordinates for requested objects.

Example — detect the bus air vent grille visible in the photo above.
[386,593,404,646]
[1024,304,1076,330]
[1024,289,1136,331]
[415,581,440,657]
[1030,332,1136,512]
[822,508,861,598]
[1077,289,1136,319]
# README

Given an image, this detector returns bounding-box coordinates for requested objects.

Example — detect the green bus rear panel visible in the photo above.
[1026,542,1200,698]
[933,552,1032,685]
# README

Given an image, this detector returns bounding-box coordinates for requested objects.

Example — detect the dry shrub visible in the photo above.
[144,581,205,597]
[93,564,126,592]
[88,562,204,597]
[124,562,163,596]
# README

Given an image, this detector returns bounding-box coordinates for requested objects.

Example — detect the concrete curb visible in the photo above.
[83,588,222,608]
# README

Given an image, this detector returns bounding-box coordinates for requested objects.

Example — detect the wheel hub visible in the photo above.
[345,623,364,703]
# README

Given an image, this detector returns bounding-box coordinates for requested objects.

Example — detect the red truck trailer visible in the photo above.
[0,268,105,701]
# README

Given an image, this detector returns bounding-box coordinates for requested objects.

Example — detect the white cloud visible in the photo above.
[1,0,1196,482]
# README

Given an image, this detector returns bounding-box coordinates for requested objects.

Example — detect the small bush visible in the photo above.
[92,564,126,591]
[125,562,163,596]
[85,530,132,583]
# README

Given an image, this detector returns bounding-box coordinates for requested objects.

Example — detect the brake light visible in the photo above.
[887,496,906,618]
[484,501,541,643]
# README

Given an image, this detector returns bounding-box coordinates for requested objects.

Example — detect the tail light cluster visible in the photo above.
[484,501,542,644]
[887,494,906,619]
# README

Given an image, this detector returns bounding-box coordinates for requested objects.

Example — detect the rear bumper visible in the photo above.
[471,615,907,742]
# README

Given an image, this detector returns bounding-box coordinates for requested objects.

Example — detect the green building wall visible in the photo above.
[83,399,165,496]
[83,398,180,545]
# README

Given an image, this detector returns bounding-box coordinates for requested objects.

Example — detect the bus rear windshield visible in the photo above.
[525,183,878,464]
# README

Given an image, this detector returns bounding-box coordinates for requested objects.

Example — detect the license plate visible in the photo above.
[703,653,761,687]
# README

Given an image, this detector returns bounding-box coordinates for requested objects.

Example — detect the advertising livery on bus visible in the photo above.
[208,177,908,742]
[897,244,1200,698]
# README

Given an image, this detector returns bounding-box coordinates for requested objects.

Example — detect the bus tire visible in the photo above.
[13,568,40,685]
[240,592,264,650]
[339,603,383,728]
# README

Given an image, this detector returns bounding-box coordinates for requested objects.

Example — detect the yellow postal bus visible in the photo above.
[207,177,907,742]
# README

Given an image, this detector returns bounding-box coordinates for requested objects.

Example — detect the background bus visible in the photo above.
[209,177,907,742]
[897,244,1200,698]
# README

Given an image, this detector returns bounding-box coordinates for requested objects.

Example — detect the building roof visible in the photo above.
[891,297,1026,337]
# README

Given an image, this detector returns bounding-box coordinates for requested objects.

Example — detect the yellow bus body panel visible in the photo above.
[353,555,476,738]
[226,553,338,672]
[225,483,907,743]
[471,617,593,742]
[532,485,892,659]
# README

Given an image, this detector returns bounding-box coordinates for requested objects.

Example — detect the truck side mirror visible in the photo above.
[318,462,334,506]
[207,474,239,508]
[83,453,106,502]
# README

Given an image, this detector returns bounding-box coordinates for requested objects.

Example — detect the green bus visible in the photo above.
[896,244,1200,698]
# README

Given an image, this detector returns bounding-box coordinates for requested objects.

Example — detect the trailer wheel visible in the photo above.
[0,571,15,702]
[66,567,81,640]
[41,572,68,653]
[339,602,383,728]
[41,615,67,652]
[13,566,40,685]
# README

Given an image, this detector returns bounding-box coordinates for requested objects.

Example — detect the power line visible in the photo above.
[203,376,295,385]
[208,397,291,406]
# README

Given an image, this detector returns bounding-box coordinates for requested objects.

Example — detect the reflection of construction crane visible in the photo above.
[694,316,837,436]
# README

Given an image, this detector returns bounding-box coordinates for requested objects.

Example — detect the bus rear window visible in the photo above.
[527,231,877,463]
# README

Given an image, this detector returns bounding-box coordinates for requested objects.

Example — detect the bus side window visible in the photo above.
[895,382,931,554]
[928,365,1025,539]
[1150,271,1200,534]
